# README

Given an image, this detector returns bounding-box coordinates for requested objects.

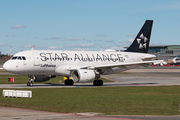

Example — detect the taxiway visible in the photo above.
[1,68,180,88]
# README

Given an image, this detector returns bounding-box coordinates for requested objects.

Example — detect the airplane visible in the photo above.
[3,20,161,87]
[153,61,167,66]
[152,57,178,66]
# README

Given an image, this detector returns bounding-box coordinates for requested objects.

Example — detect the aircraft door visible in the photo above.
[33,53,40,66]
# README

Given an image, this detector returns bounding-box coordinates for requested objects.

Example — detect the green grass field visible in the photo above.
[1,86,180,115]
[0,75,64,84]
[1,72,180,115]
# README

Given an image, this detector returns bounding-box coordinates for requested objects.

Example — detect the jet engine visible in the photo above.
[28,75,56,82]
[71,69,95,83]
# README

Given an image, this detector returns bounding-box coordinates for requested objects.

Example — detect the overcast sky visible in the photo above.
[0,0,180,55]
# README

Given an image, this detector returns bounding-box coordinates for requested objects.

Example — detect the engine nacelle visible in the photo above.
[71,69,95,83]
[29,75,56,82]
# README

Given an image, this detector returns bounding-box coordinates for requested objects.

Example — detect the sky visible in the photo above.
[0,0,180,55]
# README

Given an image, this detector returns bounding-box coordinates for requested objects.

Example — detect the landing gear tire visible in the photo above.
[93,80,97,86]
[30,82,33,87]
[65,80,74,86]
[93,80,103,86]
[27,82,33,87]
[27,82,30,86]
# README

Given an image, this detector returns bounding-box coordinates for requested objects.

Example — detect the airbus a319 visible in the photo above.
[3,20,160,86]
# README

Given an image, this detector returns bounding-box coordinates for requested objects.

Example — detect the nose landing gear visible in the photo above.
[27,82,33,87]
[27,75,35,87]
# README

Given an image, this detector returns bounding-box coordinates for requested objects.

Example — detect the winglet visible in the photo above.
[126,20,153,53]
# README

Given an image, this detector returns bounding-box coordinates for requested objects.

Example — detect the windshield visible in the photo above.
[11,56,26,60]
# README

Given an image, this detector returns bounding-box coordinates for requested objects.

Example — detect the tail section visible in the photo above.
[126,20,153,53]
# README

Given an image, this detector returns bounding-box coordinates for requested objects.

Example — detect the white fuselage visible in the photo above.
[3,50,155,76]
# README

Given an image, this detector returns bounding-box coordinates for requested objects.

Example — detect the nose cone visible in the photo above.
[3,61,12,72]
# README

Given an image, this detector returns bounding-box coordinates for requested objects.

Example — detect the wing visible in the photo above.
[94,60,163,69]
[69,60,163,70]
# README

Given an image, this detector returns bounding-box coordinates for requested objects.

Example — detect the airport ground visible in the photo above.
[1,66,180,120]
[1,106,180,120]
[1,66,180,88]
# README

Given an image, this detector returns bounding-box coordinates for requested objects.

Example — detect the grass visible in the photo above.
[0,75,64,84]
[1,86,180,115]
[0,70,6,72]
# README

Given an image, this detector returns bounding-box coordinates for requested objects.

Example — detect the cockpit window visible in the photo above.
[12,56,18,60]
[22,56,26,60]
[11,56,26,60]
[18,56,22,60]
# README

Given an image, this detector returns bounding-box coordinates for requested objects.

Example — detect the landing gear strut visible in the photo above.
[64,77,74,86]
[27,75,35,87]
[93,72,103,86]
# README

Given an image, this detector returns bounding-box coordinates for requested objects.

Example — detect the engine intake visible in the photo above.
[71,69,95,83]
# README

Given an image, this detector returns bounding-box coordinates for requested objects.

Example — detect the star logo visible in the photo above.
[136,33,148,49]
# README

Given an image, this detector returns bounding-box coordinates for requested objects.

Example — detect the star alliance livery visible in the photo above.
[3,20,159,86]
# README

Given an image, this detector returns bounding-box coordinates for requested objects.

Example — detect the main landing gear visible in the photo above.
[64,77,74,86]
[93,72,103,86]
[93,80,103,86]
[64,79,103,86]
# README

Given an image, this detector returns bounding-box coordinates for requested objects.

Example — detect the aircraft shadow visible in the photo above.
[31,82,159,87]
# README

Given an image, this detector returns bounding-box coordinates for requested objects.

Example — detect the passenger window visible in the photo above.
[18,56,22,60]
[22,56,26,60]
